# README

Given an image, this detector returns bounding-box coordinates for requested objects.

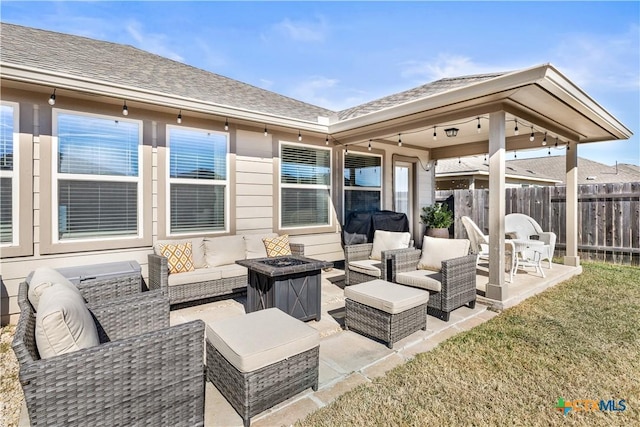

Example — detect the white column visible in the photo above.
[564,142,580,266]
[487,111,506,300]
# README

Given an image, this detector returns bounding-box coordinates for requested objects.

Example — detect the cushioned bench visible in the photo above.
[344,279,429,348]
[205,308,320,427]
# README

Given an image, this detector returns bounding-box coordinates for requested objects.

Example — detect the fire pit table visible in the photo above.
[236,255,333,321]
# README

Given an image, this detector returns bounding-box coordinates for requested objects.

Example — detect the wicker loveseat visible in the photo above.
[13,271,206,427]
[149,233,303,305]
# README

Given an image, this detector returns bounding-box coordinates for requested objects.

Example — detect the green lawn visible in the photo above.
[298,262,640,426]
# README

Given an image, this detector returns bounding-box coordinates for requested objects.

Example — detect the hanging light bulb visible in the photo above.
[548,147,551,156]
[477,117,481,133]
[398,133,402,147]
[458,157,461,164]
[433,126,437,141]
[325,135,329,145]
[122,100,128,116]
[514,150,518,159]
[542,132,547,146]
[345,146,348,154]
[484,153,487,162]
[264,125,268,136]
[567,142,570,151]
[48,89,56,106]
[298,130,302,141]
[529,126,534,142]
[514,119,519,135]
[224,118,229,131]
[368,139,372,151]
[177,110,182,124]
[555,137,559,148]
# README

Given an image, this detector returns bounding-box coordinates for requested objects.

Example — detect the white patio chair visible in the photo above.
[460,216,516,282]
[505,213,556,268]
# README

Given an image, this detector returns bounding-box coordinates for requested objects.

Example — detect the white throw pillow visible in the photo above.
[244,233,278,259]
[205,235,246,267]
[35,283,99,359]
[369,230,411,261]
[28,267,81,311]
[418,236,470,271]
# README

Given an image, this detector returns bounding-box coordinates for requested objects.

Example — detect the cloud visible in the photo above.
[286,76,368,110]
[400,54,510,82]
[551,25,640,91]
[271,16,327,42]
[125,20,184,62]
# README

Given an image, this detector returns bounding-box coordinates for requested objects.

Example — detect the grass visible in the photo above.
[298,262,640,426]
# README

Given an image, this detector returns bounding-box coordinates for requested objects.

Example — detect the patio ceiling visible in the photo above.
[327,64,632,159]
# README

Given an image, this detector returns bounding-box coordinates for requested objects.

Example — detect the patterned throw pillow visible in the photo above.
[159,242,195,274]
[263,234,292,257]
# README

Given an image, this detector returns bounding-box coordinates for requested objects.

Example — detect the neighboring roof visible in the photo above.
[435,156,560,183]
[507,156,640,184]
[337,73,506,121]
[0,22,335,123]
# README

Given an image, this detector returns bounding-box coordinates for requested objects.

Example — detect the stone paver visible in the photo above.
[319,331,393,374]
[252,396,320,427]
[313,372,370,405]
[361,353,407,380]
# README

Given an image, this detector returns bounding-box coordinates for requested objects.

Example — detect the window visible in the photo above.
[167,127,228,234]
[344,152,382,220]
[280,143,331,228]
[54,112,142,241]
[0,103,18,245]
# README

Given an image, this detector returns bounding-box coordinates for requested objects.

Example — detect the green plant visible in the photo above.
[420,203,453,228]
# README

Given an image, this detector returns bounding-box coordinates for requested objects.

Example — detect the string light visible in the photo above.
[567,142,570,151]
[555,137,559,148]
[542,132,547,146]
[325,135,329,145]
[433,126,437,141]
[264,125,268,136]
[477,117,481,133]
[514,150,517,159]
[548,147,551,156]
[368,139,372,151]
[224,118,229,131]
[177,110,182,124]
[514,119,519,135]
[48,89,56,106]
[484,153,487,162]
[122,100,128,116]
[398,133,402,147]
[298,130,302,141]
[345,146,348,154]
[458,157,461,164]
[529,126,534,142]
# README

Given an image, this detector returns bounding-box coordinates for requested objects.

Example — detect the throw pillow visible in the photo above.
[28,267,81,311]
[263,234,292,257]
[35,283,100,358]
[369,230,411,261]
[418,236,471,272]
[158,242,195,274]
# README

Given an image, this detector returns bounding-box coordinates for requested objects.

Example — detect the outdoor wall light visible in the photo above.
[445,127,459,137]
[122,101,128,116]
[48,89,56,106]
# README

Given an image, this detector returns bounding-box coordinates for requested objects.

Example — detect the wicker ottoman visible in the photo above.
[205,308,320,427]
[344,279,429,348]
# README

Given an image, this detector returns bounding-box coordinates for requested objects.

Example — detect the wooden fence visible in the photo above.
[436,182,640,265]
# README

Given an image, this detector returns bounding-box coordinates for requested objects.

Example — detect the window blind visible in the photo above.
[0,177,12,243]
[170,183,225,233]
[281,145,330,185]
[0,105,13,171]
[281,188,330,227]
[169,129,227,180]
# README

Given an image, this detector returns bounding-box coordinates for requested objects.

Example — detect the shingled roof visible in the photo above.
[436,155,559,183]
[0,22,335,123]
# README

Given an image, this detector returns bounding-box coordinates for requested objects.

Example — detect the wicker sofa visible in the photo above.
[13,270,205,427]
[148,233,304,305]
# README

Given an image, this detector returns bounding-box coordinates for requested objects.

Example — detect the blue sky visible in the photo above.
[2,1,639,165]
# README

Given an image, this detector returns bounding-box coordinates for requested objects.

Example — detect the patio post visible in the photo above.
[564,142,580,266]
[486,111,506,301]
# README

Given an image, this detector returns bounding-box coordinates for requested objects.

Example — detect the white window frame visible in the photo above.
[166,125,229,236]
[279,141,332,230]
[52,109,143,243]
[343,151,383,220]
[0,101,20,247]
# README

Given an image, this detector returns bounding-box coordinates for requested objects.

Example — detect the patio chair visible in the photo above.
[505,213,556,268]
[344,230,413,285]
[389,236,476,321]
[13,275,206,427]
[460,216,517,282]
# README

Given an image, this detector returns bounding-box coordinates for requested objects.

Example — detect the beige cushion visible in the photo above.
[28,267,81,311]
[370,230,411,261]
[244,233,277,259]
[348,259,382,278]
[263,234,292,257]
[215,264,248,279]
[168,268,223,287]
[35,283,99,358]
[206,308,320,372]
[155,238,206,269]
[158,242,195,274]
[418,236,470,272]
[396,270,443,292]
[205,236,246,267]
[345,279,429,314]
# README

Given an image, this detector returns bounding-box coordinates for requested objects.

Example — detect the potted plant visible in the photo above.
[420,203,453,238]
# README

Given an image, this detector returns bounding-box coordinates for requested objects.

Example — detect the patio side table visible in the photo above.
[512,239,547,278]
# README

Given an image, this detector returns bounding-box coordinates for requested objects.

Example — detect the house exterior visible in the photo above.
[436,155,640,189]
[0,22,632,324]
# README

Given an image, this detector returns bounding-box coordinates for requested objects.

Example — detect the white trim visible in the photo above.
[166,125,229,236]
[343,151,383,220]
[278,140,332,230]
[52,109,144,244]
[0,101,20,247]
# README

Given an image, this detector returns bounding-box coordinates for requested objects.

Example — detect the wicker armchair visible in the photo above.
[505,213,556,268]
[13,281,206,427]
[389,237,477,321]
